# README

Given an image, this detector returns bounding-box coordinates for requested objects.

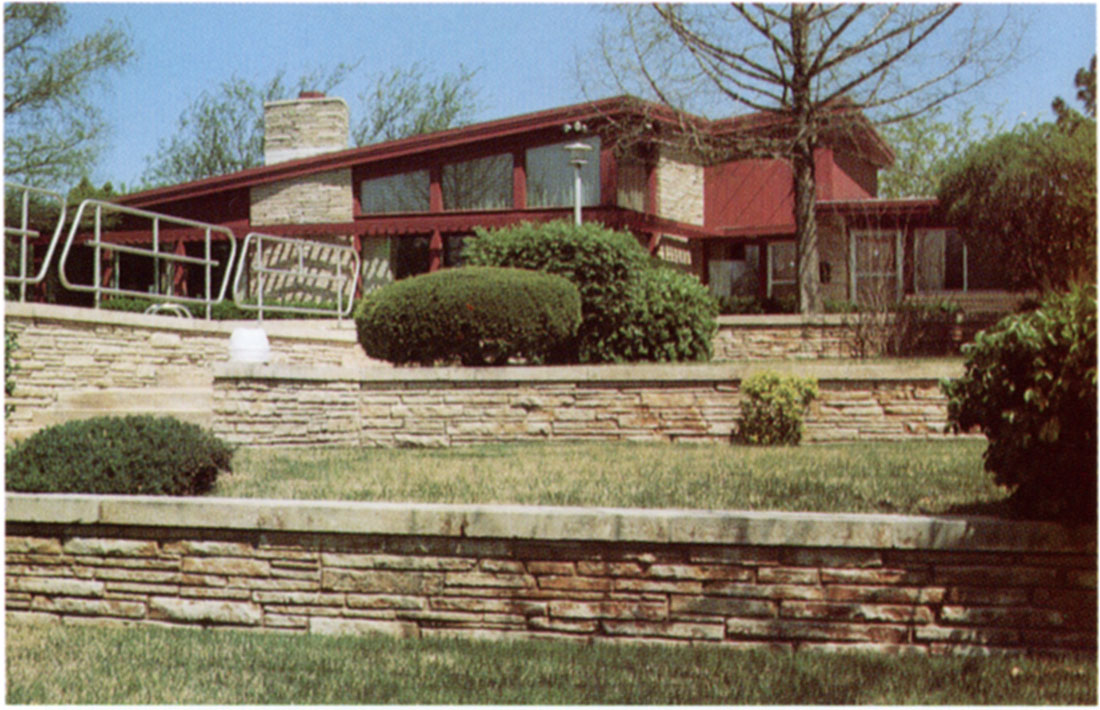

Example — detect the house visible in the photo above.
[83,93,1012,309]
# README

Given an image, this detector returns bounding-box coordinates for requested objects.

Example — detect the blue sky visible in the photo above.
[61,2,1097,190]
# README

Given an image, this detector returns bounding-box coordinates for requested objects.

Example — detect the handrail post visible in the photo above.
[204,228,212,320]
[18,189,29,302]
[256,235,264,324]
[93,205,102,310]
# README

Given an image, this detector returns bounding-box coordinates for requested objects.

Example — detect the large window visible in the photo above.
[526,137,600,208]
[360,170,430,214]
[767,241,797,301]
[443,153,512,210]
[850,229,902,303]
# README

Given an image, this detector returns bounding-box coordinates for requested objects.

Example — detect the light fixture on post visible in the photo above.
[564,141,593,226]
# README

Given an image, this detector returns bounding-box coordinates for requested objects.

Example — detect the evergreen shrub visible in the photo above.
[736,371,819,445]
[942,285,1097,521]
[6,415,233,496]
[354,266,581,366]
[463,221,717,362]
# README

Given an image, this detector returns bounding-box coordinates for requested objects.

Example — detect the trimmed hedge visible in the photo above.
[354,266,581,366]
[6,415,233,496]
[942,284,1097,522]
[463,221,717,363]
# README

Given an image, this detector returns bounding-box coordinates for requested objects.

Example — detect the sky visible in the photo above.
[56,2,1098,190]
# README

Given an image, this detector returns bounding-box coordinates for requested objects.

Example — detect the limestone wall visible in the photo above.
[212,361,964,447]
[656,150,705,226]
[249,169,354,226]
[7,494,1094,655]
[4,303,374,442]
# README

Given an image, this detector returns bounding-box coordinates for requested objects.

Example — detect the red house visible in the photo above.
[102,92,1009,310]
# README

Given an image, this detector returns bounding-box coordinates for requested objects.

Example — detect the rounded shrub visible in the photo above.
[736,371,819,445]
[463,221,717,363]
[6,415,233,496]
[354,266,581,366]
[942,284,1096,521]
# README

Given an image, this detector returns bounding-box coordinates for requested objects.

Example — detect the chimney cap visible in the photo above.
[298,91,326,99]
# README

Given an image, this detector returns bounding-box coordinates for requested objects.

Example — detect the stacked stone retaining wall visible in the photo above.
[7,495,1095,656]
[213,361,963,447]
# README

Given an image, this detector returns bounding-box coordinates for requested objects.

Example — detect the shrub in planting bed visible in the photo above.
[6,415,233,496]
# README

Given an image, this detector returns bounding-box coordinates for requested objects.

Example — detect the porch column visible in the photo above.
[512,151,526,209]
[429,230,443,273]
[173,241,189,297]
[429,166,444,212]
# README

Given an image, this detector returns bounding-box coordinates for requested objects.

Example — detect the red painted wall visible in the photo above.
[705,149,878,231]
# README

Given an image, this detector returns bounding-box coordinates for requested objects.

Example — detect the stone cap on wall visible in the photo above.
[214,358,965,384]
[5,302,358,342]
[8,493,1092,553]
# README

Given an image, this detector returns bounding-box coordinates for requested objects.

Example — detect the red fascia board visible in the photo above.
[817,197,938,216]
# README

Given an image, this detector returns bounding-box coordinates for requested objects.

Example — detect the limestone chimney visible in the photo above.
[263,91,349,165]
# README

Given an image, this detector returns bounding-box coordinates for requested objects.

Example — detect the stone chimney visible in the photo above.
[263,91,349,165]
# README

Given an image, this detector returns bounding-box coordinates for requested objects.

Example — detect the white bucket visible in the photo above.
[229,327,271,363]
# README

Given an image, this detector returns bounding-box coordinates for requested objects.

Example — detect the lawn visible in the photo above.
[217,439,1011,516]
[7,622,1095,705]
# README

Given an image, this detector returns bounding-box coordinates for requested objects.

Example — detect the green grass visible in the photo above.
[6,622,1095,704]
[216,439,1010,516]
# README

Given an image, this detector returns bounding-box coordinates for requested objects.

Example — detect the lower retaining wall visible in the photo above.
[213,360,965,447]
[7,494,1095,656]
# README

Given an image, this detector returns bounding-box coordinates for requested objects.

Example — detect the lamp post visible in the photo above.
[564,141,593,226]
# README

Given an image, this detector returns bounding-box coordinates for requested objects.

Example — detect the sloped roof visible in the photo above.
[119,95,893,209]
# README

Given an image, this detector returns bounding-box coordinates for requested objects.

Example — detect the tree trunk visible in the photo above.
[792,135,822,314]
[789,7,822,315]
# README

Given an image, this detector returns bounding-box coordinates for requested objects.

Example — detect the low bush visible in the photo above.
[354,266,581,366]
[6,415,233,496]
[942,284,1097,521]
[736,371,819,445]
[5,328,18,419]
[464,221,717,362]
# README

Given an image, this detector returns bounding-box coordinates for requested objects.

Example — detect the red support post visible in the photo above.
[429,230,443,272]
[512,151,526,209]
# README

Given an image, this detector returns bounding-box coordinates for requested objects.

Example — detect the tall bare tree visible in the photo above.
[592,4,1019,313]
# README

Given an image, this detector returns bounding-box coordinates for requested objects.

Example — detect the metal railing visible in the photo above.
[57,199,237,319]
[231,231,360,322]
[4,183,68,301]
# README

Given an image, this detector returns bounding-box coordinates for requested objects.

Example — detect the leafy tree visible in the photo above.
[877,106,1000,198]
[142,62,480,186]
[592,4,1018,313]
[937,60,1097,292]
[4,3,135,189]
[1053,54,1096,127]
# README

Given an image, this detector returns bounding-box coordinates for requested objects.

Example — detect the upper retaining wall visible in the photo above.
[7,493,1095,655]
[213,360,965,447]
[4,302,376,442]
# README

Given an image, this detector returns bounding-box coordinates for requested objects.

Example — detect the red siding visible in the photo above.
[705,148,878,231]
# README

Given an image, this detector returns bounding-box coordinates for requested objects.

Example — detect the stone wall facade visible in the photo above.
[250,169,354,226]
[212,362,963,448]
[656,150,705,226]
[7,495,1094,656]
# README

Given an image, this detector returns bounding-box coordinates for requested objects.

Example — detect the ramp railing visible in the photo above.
[4,183,68,301]
[231,231,359,322]
[57,200,237,319]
